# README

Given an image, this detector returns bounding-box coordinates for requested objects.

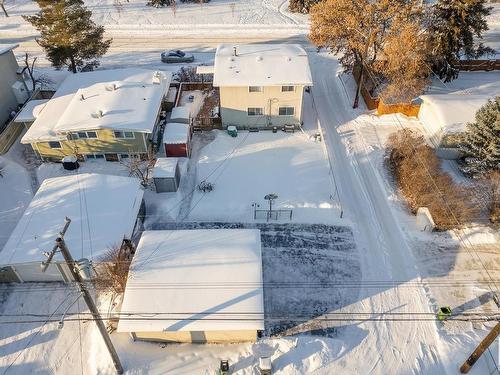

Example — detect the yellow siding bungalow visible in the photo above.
[21,68,171,162]
[200,44,313,129]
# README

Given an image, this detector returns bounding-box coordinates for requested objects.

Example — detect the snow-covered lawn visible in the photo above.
[1,0,308,37]
[183,130,341,224]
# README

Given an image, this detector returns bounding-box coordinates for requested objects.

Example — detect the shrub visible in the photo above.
[387,129,479,230]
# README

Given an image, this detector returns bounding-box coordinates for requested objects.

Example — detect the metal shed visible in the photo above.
[170,106,191,124]
[153,158,181,192]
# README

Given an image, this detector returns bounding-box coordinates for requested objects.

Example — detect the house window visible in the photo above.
[279,106,295,116]
[73,131,98,139]
[85,153,104,160]
[281,85,295,92]
[114,131,135,139]
[105,153,119,162]
[249,86,263,93]
[247,107,264,116]
[48,141,61,149]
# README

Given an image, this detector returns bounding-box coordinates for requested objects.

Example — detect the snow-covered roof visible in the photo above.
[0,44,18,56]
[163,122,189,144]
[21,68,172,143]
[153,157,178,178]
[117,229,264,333]
[14,99,49,123]
[0,173,144,265]
[419,72,500,136]
[213,44,313,87]
[170,106,190,121]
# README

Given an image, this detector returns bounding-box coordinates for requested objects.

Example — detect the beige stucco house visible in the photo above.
[0,44,24,126]
[199,44,313,128]
[21,68,171,162]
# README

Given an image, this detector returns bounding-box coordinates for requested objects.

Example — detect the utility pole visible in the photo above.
[43,217,124,374]
[460,321,500,373]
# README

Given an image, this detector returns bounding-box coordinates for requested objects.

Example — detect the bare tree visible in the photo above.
[121,154,156,187]
[93,243,133,295]
[0,1,8,18]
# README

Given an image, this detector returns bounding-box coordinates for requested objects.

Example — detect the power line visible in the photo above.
[355,64,500,297]
[1,289,78,375]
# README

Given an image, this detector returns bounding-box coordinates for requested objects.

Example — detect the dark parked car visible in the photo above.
[161,50,194,63]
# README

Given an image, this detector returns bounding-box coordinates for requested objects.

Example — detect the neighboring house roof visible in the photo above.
[21,68,172,143]
[163,122,190,144]
[212,44,313,87]
[153,157,178,178]
[117,229,264,333]
[419,71,500,138]
[13,99,49,123]
[0,173,144,265]
[0,44,18,56]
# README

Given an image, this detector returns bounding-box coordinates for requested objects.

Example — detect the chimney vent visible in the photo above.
[233,47,237,56]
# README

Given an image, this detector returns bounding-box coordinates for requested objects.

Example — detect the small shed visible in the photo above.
[170,106,191,124]
[153,158,181,192]
[163,122,191,157]
[117,229,264,344]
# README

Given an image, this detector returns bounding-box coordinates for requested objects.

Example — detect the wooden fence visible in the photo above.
[458,59,500,72]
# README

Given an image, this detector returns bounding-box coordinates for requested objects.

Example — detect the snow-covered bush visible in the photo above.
[387,129,478,230]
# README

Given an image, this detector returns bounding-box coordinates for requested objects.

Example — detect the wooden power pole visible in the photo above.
[43,217,124,374]
[460,321,500,373]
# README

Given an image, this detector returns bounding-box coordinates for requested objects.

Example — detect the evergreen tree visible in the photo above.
[429,0,494,82]
[460,97,500,177]
[289,0,321,13]
[24,0,111,73]
[147,0,173,7]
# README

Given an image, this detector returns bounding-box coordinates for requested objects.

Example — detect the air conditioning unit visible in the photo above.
[11,81,29,104]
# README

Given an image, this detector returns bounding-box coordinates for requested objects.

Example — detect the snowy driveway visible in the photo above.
[309,53,449,374]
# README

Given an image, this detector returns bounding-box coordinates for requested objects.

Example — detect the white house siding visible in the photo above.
[0,51,20,125]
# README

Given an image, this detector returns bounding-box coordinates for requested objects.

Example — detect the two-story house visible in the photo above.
[202,44,313,129]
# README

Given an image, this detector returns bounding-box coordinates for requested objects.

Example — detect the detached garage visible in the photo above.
[117,229,264,344]
[0,173,144,282]
[163,122,191,157]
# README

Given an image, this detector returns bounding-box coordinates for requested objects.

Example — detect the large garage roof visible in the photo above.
[0,173,144,265]
[117,229,264,333]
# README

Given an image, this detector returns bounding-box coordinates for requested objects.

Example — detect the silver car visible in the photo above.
[161,49,194,63]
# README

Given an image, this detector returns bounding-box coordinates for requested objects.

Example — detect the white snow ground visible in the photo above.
[0,50,499,375]
[0,0,308,37]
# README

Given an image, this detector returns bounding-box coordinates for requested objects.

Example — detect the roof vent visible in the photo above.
[286,56,292,62]
[228,57,235,62]
[233,46,237,56]
[80,94,85,101]
[256,56,263,62]
[106,83,117,91]
[93,110,104,119]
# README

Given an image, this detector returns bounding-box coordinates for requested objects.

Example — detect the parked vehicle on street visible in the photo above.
[161,50,194,63]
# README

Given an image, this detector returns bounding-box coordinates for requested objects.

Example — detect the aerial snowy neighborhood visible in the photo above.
[0,0,499,374]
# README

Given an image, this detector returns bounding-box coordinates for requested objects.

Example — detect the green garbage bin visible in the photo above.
[437,306,452,321]
[227,126,238,137]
